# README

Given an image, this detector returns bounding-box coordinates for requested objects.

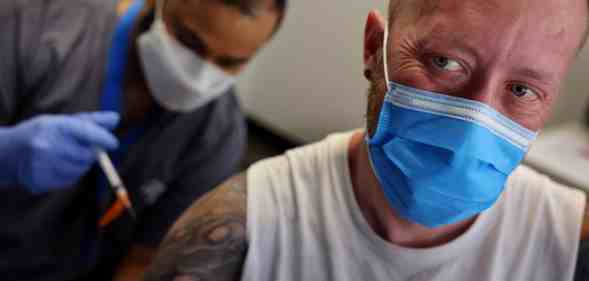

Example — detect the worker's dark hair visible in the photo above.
[139,0,288,38]
[221,0,288,33]
[272,0,287,33]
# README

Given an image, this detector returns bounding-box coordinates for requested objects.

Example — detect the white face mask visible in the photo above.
[137,0,236,112]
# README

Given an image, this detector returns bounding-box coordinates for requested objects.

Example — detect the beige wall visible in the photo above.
[237,1,589,143]
[548,47,589,127]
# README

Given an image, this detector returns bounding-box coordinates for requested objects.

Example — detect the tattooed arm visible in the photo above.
[144,173,248,281]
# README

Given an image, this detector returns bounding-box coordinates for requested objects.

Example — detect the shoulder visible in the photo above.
[8,0,118,86]
[144,173,248,281]
[0,0,116,33]
[510,165,589,241]
[504,166,586,238]
[0,0,117,53]
[175,91,246,164]
[209,90,245,131]
[506,165,584,203]
[195,89,243,120]
[246,133,338,196]
[246,132,354,221]
[6,0,117,24]
[182,90,246,143]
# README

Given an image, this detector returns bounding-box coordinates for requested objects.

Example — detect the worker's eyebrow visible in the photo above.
[168,17,251,68]
[169,16,209,56]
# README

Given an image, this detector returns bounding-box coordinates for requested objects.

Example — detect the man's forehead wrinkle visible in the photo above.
[391,0,510,34]
[416,21,487,64]
[388,0,439,28]
[424,0,504,17]
[415,0,440,21]
[416,1,526,53]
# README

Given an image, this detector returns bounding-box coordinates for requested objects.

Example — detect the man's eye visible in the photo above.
[509,84,537,99]
[432,56,463,71]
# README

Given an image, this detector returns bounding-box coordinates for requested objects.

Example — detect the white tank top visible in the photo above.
[242,131,586,281]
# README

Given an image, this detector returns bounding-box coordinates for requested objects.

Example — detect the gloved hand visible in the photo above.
[0,111,120,194]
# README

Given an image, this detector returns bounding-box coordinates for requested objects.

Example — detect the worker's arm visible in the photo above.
[143,173,248,281]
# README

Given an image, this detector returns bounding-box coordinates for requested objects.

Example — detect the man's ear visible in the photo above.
[364,10,386,80]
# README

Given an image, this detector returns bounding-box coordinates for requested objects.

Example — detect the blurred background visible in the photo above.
[238,1,379,145]
[239,1,383,166]
[238,0,589,191]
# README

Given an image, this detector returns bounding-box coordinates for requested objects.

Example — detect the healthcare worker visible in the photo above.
[0,0,286,280]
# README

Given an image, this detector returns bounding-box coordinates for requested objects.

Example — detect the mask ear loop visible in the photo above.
[382,25,391,92]
[366,22,392,140]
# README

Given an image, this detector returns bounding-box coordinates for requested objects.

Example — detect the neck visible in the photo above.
[347,131,475,248]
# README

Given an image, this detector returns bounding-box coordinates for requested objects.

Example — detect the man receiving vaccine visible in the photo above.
[0,0,286,280]
[144,0,589,280]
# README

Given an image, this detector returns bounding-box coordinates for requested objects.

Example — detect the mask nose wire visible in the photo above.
[382,25,391,92]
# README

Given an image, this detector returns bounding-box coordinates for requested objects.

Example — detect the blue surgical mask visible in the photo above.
[137,0,236,112]
[365,27,538,228]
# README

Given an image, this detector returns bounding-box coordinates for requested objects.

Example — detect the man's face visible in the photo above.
[364,0,588,134]
[163,0,280,74]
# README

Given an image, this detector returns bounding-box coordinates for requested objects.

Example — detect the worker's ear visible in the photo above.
[364,10,386,81]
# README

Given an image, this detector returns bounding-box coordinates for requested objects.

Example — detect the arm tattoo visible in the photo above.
[144,173,248,281]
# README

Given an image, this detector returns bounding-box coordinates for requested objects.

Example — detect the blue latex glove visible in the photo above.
[0,111,120,193]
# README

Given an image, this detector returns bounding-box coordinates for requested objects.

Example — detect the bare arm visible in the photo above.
[582,201,589,241]
[143,173,248,281]
[112,245,157,281]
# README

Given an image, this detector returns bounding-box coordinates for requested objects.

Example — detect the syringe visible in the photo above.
[95,149,137,219]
